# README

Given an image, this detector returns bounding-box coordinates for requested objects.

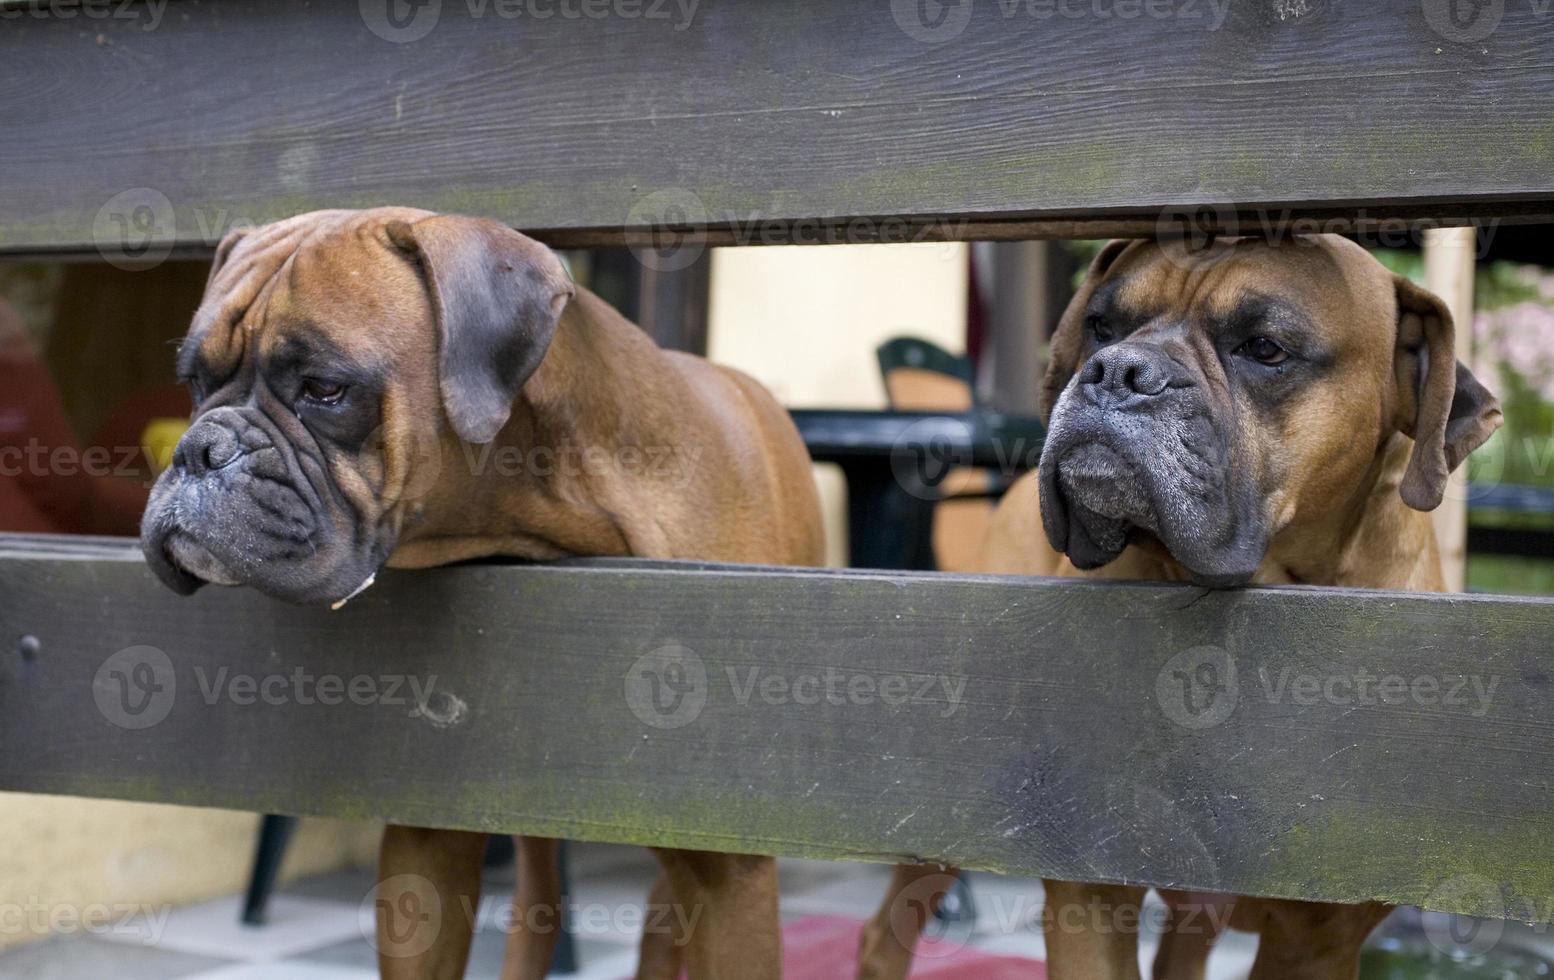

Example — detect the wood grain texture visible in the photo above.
[2,534,1553,921]
[4,0,1554,255]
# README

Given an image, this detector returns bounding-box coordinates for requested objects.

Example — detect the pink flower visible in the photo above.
[1478,301,1554,402]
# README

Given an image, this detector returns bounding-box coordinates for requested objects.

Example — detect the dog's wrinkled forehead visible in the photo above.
[181,208,434,384]
[1098,236,1389,348]
[1041,233,1399,425]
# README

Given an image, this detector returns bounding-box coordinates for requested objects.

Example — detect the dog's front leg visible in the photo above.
[1243,898,1391,980]
[500,836,565,980]
[636,869,686,980]
[1151,890,1231,980]
[377,825,486,980]
[652,848,781,979]
[856,862,958,980]
[1042,879,1147,980]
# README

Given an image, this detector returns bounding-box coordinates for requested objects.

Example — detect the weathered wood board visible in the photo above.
[2,534,1552,922]
[3,0,1554,256]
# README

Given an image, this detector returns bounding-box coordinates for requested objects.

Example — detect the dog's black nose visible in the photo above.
[173,420,242,476]
[1078,344,1182,401]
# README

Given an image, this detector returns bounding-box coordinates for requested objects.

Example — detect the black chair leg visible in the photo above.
[484,833,516,868]
[550,840,578,975]
[241,814,298,925]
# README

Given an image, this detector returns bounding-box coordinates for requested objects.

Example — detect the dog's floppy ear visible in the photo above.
[1040,239,1136,422]
[387,215,574,444]
[1393,276,1502,511]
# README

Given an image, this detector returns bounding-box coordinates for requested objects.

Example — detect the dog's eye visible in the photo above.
[1085,314,1114,343]
[301,378,348,405]
[1237,337,1288,366]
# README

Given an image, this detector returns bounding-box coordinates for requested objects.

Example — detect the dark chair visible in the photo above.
[875,336,1000,573]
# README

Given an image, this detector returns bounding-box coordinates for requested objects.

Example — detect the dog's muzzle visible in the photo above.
[139,406,368,603]
[1039,343,1264,587]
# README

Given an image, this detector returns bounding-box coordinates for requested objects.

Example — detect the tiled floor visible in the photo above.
[3,842,1551,979]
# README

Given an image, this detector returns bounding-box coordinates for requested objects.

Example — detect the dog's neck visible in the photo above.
[1258,433,1443,591]
[387,290,671,568]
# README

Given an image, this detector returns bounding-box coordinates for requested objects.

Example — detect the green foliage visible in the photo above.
[1467,555,1554,597]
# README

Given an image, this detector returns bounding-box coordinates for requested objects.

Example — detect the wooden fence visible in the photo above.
[3,0,1554,926]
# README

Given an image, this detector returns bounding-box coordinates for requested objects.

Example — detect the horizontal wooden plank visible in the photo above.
[4,0,1554,256]
[2,534,1553,922]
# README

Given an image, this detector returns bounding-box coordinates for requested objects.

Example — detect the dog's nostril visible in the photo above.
[174,424,242,476]
[204,435,240,470]
[1126,363,1168,396]
[1083,347,1172,399]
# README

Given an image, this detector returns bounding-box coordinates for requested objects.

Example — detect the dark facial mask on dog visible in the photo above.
[1037,235,1501,588]
[139,209,574,605]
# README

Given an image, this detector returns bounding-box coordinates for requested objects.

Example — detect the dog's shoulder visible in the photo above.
[973,470,1065,577]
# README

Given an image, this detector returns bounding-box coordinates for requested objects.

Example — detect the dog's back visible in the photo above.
[553,287,824,569]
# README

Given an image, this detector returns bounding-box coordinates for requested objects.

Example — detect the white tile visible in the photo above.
[562,879,667,947]
[961,875,1046,938]
[777,857,864,895]
[0,935,230,980]
[463,882,664,948]
[972,928,1047,961]
[566,945,641,980]
[1203,928,1258,980]
[98,895,362,963]
[566,842,660,880]
[779,864,896,918]
[182,963,374,980]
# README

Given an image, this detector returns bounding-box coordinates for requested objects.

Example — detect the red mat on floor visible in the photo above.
[774,914,1044,979]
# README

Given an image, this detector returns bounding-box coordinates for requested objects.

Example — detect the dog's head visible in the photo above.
[1038,235,1501,587]
[140,208,574,604]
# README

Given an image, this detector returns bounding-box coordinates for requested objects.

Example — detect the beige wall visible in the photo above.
[708,242,970,567]
[708,242,969,408]
[0,794,378,950]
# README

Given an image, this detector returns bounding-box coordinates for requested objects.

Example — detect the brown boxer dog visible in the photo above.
[139,208,824,980]
[859,234,1501,980]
